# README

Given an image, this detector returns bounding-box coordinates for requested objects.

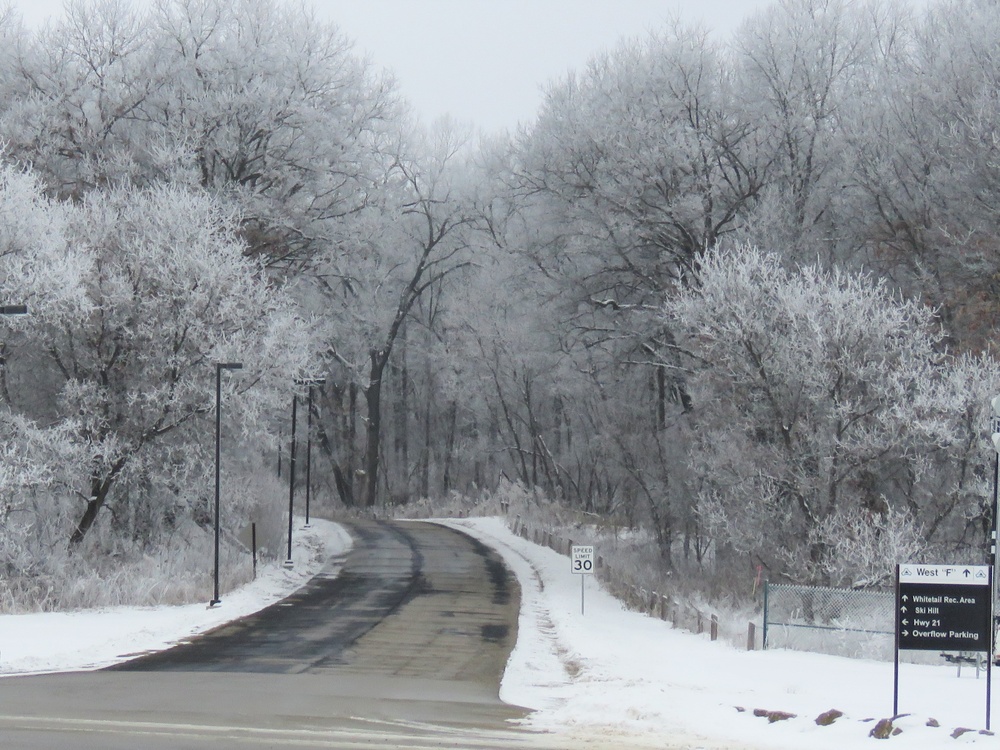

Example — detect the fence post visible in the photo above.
[747,622,756,651]
[762,580,770,650]
[710,614,719,641]
[660,594,669,621]
[696,609,704,634]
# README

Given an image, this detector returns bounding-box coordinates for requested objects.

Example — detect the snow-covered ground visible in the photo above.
[440,517,1000,749]
[0,518,352,675]
[1,515,997,748]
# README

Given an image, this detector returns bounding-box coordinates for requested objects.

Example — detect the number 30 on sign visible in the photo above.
[572,546,595,574]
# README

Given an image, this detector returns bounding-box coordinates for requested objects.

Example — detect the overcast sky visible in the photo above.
[11,0,930,133]
[317,0,772,132]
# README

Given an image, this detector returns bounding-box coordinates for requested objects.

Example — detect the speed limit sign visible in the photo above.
[572,546,595,575]
[571,546,595,615]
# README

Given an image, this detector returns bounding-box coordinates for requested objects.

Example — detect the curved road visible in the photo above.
[113,520,518,683]
[0,520,556,749]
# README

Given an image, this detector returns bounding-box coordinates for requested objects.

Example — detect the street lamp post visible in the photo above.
[286,377,325,565]
[304,378,325,528]
[211,362,243,607]
[989,397,1000,671]
[285,392,298,567]
[990,397,1000,572]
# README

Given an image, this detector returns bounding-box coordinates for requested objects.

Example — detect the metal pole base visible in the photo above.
[283,560,294,569]
[208,599,221,608]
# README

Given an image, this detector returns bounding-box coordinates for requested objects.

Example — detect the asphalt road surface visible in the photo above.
[0,520,566,749]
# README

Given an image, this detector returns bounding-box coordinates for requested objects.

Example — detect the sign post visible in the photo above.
[895,563,993,728]
[572,545,594,615]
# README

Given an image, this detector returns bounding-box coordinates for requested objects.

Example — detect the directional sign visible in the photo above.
[571,546,595,575]
[897,564,991,652]
[899,564,990,585]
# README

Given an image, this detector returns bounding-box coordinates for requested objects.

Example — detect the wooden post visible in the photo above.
[252,522,257,581]
[747,622,756,651]
[660,594,669,621]
[697,610,704,634]
[710,614,719,641]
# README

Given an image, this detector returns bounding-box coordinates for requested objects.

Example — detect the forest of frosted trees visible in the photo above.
[1,0,999,610]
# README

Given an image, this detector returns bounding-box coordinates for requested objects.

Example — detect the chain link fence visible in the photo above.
[764,582,895,660]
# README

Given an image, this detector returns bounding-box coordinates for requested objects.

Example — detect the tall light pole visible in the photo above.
[286,377,325,564]
[285,391,298,567]
[303,378,325,528]
[990,396,1000,667]
[211,362,242,607]
[990,397,1000,571]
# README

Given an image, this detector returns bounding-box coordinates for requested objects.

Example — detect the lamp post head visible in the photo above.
[0,304,27,316]
[295,376,326,387]
[217,362,243,371]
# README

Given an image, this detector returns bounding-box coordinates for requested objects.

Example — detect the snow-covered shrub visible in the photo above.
[665,245,995,587]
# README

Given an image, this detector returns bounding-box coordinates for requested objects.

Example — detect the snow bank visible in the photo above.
[441,517,1000,749]
[0,518,351,675]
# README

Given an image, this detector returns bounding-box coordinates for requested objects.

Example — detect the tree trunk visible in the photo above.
[347,381,358,504]
[70,468,121,545]
[364,348,386,507]
[442,400,458,494]
[394,323,409,480]
[420,393,431,498]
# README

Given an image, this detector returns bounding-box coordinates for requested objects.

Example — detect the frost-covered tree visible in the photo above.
[143,0,400,267]
[666,245,952,585]
[487,23,763,529]
[13,182,314,544]
[0,0,159,197]
[848,0,1000,351]
[731,0,884,260]
[306,120,476,506]
[0,0,400,270]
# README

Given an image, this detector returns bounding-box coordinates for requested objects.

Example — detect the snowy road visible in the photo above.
[0,520,544,749]
[4,516,993,748]
[111,520,519,683]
